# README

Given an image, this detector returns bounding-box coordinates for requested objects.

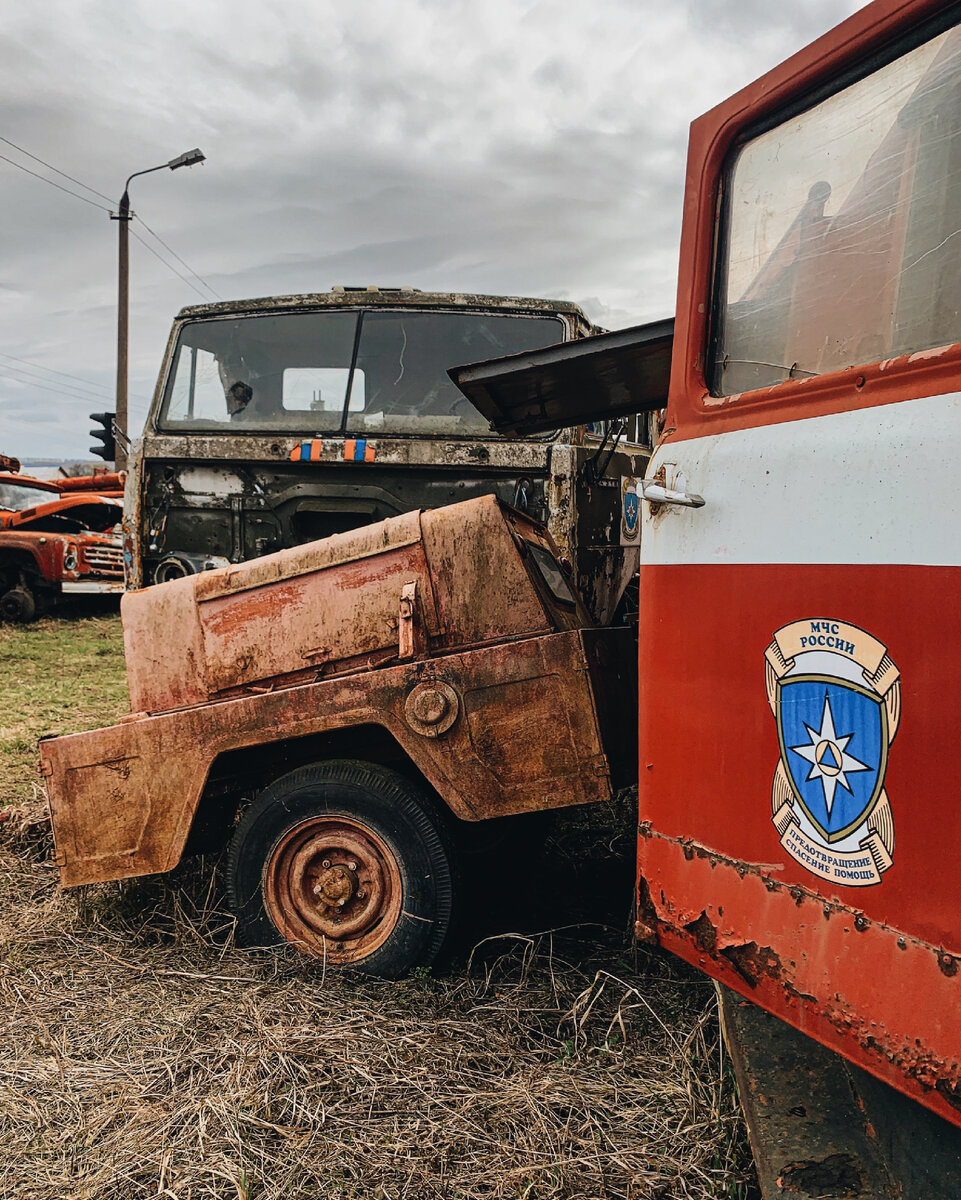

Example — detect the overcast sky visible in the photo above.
[0,0,864,460]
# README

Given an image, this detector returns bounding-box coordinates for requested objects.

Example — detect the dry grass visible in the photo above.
[0,613,758,1199]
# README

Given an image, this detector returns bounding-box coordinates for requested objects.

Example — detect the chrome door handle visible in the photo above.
[640,478,705,508]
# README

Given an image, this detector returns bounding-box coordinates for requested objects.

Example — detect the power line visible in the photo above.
[134,214,222,301]
[0,135,218,302]
[0,151,112,212]
[129,226,212,301]
[0,350,113,398]
[0,136,218,303]
[0,354,113,401]
[0,135,114,205]
[0,364,120,407]
[0,366,147,409]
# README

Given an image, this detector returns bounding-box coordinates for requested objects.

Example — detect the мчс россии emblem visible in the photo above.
[765,619,899,887]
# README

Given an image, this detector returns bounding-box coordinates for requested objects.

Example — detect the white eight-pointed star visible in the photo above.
[789,692,870,815]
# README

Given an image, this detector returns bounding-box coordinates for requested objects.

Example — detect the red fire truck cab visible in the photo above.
[635,0,961,1139]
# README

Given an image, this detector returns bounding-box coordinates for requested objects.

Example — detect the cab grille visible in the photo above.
[83,545,124,576]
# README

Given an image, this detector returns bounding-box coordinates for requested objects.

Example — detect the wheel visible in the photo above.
[0,585,37,623]
[227,760,456,978]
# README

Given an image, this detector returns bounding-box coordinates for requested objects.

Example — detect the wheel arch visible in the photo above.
[0,545,44,584]
[183,721,453,857]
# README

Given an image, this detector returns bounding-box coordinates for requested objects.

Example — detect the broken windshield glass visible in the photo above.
[159,309,564,436]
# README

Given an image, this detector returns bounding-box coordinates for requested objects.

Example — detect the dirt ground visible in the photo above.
[0,611,759,1199]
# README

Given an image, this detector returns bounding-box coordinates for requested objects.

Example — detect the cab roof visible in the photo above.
[175,287,597,335]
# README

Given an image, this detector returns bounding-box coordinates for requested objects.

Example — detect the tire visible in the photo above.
[227,760,456,978]
[0,585,37,623]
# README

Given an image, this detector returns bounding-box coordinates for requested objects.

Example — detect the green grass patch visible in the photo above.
[0,612,128,804]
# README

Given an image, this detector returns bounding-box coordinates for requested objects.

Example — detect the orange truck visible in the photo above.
[0,471,125,621]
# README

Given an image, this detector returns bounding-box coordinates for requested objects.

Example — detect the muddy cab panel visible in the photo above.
[638,0,961,1126]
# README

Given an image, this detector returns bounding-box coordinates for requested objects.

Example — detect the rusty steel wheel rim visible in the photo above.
[263,815,403,964]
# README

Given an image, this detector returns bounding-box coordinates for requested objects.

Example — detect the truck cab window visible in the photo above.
[712,23,961,396]
[161,311,359,430]
[344,311,563,436]
[159,308,564,435]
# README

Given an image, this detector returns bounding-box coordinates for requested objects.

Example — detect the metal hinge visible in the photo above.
[398,581,418,659]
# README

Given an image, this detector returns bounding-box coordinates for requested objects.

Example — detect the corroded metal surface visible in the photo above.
[122,496,555,714]
[44,494,635,888]
[171,288,597,330]
[43,626,627,887]
[720,987,961,1199]
[263,815,402,965]
[140,435,554,469]
[720,988,899,1199]
[637,825,961,1127]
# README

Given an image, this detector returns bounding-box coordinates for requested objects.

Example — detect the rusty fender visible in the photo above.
[637,827,961,1125]
[0,531,74,581]
[43,628,615,888]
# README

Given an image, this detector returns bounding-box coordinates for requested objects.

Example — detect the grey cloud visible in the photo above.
[0,0,866,458]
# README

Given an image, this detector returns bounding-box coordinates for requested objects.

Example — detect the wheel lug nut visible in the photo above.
[313,884,323,896]
[322,859,331,869]
[348,861,357,871]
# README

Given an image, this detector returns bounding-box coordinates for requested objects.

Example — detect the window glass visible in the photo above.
[0,482,50,512]
[345,311,564,435]
[158,309,564,435]
[713,25,961,396]
[159,312,359,430]
[282,368,364,413]
[525,541,578,608]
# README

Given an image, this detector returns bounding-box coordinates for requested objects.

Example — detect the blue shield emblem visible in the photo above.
[776,675,887,843]
[623,489,639,535]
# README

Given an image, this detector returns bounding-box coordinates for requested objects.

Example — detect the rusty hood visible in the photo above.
[1,493,123,533]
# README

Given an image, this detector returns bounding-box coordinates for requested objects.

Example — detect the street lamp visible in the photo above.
[112,148,205,469]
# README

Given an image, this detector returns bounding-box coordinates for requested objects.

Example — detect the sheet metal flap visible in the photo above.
[448,318,674,436]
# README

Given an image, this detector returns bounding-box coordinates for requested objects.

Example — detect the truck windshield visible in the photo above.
[0,482,52,511]
[712,22,961,395]
[158,309,565,436]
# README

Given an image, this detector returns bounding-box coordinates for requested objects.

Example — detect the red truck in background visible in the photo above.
[0,470,125,621]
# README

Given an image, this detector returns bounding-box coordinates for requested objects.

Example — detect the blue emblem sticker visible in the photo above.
[620,477,640,546]
[765,620,900,887]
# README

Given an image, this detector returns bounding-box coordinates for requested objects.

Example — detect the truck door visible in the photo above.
[637,0,961,1127]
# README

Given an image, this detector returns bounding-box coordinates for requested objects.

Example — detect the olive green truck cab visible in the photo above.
[125,287,649,624]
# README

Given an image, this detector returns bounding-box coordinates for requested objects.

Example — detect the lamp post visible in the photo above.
[113,148,205,470]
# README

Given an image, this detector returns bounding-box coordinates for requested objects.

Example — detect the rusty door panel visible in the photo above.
[44,627,629,888]
[638,831,961,1125]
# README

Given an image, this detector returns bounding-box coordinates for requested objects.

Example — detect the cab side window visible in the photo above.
[712,25,961,396]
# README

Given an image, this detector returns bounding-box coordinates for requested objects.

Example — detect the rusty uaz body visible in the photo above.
[42,494,634,975]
